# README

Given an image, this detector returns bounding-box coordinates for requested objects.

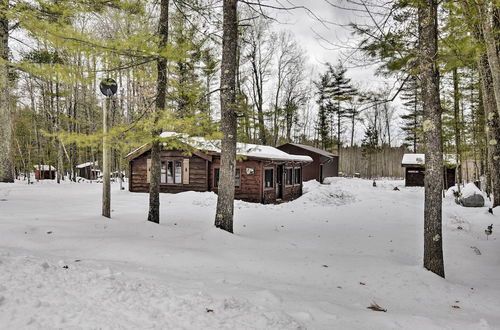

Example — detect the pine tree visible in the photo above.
[327,62,357,154]
[400,76,423,152]
[314,71,333,150]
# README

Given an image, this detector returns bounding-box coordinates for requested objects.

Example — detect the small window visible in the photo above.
[214,168,220,187]
[294,168,301,184]
[175,160,182,183]
[214,168,240,188]
[162,160,182,184]
[161,162,167,183]
[285,168,293,185]
[264,169,274,188]
[235,168,241,188]
[167,161,174,183]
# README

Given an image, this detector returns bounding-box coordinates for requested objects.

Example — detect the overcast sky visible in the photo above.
[259,1,405,145]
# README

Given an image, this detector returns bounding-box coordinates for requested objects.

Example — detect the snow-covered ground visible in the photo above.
[0,178,499,329]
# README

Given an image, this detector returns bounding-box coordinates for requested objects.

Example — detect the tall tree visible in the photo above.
[328,62,357,154]
[0,0,13,182]
[244,17,273,144]
[314,71,333,150]
[419,0,445,278]
[400,76,423,152]
[478,54,500,208]
[148,0,169,224]
[214,0,238,233]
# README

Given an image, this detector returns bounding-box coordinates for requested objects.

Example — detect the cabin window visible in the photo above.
[161,160,182,184]
[235,169,241,188]
[264,168,274,188]
[214,168,219,187]
[285,168,293,185]
[175,160,182,183]
[160,162,167,183]
[214,168,240,188]
[294,168,301,184]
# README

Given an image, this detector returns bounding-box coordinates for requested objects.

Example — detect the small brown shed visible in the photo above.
[401,153,456,189]
[277,143,339,183]
[34,165,56,180]
[76,162,100,180]
[126,134,313,204]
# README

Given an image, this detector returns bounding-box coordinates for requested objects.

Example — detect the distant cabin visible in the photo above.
[34,165,56,180]
[401,153,456,189]
[76,162,100,180]
[126,134,313,204]
[277,143,338,183]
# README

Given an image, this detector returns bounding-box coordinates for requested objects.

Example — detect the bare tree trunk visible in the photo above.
[453,68,462,190]
[0,0,13,183]
[419,0,445,278]
[479,54,500,208]
[148,0,169,224]
[478,1,500,118]
[215,0,238,233]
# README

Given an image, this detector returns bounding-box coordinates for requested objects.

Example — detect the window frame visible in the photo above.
[294,167,302,185]
[285,167,293,186]
[160,159,183,185]
[213,167,241,188]
[235,168,241,188]
[263,167,274,190]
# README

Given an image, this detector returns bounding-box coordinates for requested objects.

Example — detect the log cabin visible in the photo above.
[277,143,339,183]
[34,165,56,180]
[126,133,313,203]
[76,162,100,180]
[401,153,456,189]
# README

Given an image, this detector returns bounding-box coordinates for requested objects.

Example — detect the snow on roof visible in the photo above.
[402,154,425,166]
[126,132,313,162]
[401,153,457,166]
[76,161,98,169]
[281,143,336,158]
[33,165,56,171]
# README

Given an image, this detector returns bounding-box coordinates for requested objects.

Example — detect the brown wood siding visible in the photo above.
[129,150,305,204]
[129,150,208,193]
[35,170,56,180]
[211,157,263,203]
[405,166,456,189]
[277,144,338,182]
[405,167,425,186]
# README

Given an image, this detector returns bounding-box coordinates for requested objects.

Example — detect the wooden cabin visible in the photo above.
[126,135,312,204]
[402,153,456,189]
[34,165,56,180]
[277,143,338,183]
[76,162,100,180]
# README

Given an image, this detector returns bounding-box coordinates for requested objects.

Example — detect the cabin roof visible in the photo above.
[279,143,337,158]
[76,161,98,169]
[34,165,56,171]
[401,153,457,167]
[126,132,313,163]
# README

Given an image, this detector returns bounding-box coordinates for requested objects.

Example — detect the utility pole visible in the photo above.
[99,78,117,218]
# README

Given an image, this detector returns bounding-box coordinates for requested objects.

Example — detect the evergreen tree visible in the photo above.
[327,62,357,153]
[400,76,423,152]
[314,71,333,150]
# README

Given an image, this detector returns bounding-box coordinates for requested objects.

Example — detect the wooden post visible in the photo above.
[102,96,111,218]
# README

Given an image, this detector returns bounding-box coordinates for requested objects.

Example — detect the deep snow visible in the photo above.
[0,178,499,329]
